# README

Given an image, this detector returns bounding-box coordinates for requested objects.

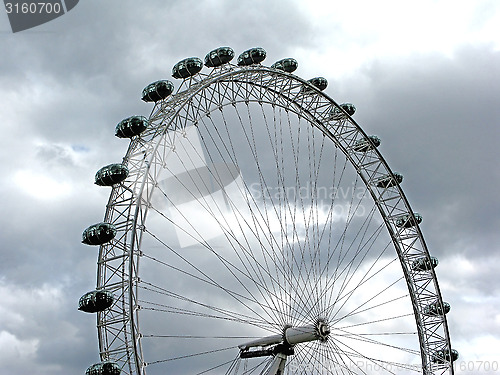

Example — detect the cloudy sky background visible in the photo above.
[0,0,499,373]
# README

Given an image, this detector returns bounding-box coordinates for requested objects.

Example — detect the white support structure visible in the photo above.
[238,319,330,375]
[266,353,287,375]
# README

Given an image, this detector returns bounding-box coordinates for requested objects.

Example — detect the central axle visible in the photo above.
[238,319,330,357]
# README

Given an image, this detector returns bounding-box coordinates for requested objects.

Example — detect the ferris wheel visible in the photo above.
[78,46,458,375]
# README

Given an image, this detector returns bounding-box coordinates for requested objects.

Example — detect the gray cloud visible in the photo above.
[337,46,500,260]
[1,0,498,373]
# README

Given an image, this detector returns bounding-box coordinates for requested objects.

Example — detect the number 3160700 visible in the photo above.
[5,2,62,14]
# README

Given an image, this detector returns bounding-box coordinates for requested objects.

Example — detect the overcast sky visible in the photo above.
[1,0,499,374]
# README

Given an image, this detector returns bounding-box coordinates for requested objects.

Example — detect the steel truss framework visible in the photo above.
[95,63,454,375]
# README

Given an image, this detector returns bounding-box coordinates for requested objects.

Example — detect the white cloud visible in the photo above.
[14,169,72,200]
[0,279,95,374]
[0,330,39,364]
[0,279,63,330]
[291,0,500,76]
[9,140,98,201]
[0,281,60,371]
[453,335,500,364]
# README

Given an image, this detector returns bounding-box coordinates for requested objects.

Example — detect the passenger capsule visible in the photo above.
[396,213,423,228]
[432,348,459,364]
[271,58,298,73]
[82,222,117,245]
[411,256,438,272]
[423,301,450,316]
[237,47,266,66]
[340,103,356,116]
[204,47,235,67]
[115,116,148,138]
[375,172,403,188]
[330,103,356,119]
[78,290,114,313]
[302,77,328,92]
[172,57,203,79]
[95,164,129,186]
[353,135,381,152]
[85,361,121,375]
[141,80,174,102]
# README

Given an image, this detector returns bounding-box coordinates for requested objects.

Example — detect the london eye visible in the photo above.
[79,46,457,375]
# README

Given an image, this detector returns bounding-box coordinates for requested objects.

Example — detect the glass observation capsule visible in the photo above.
[340,102,356,116]
[375,172,404,188]
[432,348,459,364]
[330,103,356,119]
[353,135,381,152]
[395,212,423,228]
[204,47,235,67]
[82,222,117,245]
[78,290,114,313]
[271,58,298,73]
[172,57,203,79]
[85,361,121,375]
[423,300,451,316]
[411,256,438,272]
[237,47,266,66]
[141,80,174,102]
[302,77,328,92]
[94,164,129,186]
[115,116,148,138]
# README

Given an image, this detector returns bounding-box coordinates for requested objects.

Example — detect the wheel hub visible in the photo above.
[239,318,330,358]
